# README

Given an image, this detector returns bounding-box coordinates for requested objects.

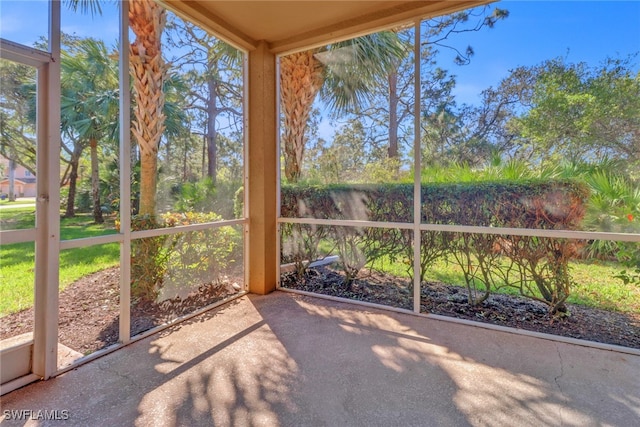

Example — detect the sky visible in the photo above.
[1,0,639,108]
[443,1,640,105]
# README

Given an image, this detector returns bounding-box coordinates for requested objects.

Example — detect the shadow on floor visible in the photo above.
[1,292,639,426]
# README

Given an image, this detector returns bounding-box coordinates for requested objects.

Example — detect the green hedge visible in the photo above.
[282,181,588,228]
[281,181,589,314]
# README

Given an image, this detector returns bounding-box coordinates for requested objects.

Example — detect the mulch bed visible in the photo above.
[0,267,241,355]
[2,265,638,354]
[281,266,640,350]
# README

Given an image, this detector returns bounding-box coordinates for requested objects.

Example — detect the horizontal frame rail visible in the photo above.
[0,38,51,67]
[419,223,640,242]
[130,218,247,240]
[0,229,37,245]
[277,217,640,242]
[57,219,248,250]
[278,217,414,230]
[60,233,121,250]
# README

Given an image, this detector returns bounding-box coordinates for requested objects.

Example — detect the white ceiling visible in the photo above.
[162,0,491,53]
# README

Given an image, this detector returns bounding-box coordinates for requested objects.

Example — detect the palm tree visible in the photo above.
[68,0,167,216]
[0,60,37,182]
[279,32,407,183]
[60,38,119,222]
[129,0,167,216]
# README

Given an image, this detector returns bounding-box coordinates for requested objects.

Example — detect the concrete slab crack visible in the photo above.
[95,360,138,389]
[554,343,566,426]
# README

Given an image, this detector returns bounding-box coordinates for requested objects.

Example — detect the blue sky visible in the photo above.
[1,0,639,108]
[441,1,640,104]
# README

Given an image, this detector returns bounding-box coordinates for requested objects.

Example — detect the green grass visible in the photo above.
[569,260,640,313]
[1,208,119,316]
[418,256,639,314]
[0,241,36,315]
[0,199,36,206]
[0,205,37,229]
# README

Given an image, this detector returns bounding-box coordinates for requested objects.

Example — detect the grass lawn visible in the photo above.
[0,198,36,206]
[1,207,119,316]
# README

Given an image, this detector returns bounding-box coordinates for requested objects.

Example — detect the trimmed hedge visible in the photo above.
[281,181,589,314]
[282,181,588,228]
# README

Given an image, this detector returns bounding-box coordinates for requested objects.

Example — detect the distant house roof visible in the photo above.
[0,177,36,185]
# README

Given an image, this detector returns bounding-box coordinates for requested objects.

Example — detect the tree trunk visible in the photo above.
[8,159,16,202]
[139,148,158,216]
[201,133,206,179]
[280,51,324,183]
[65,146,83,218]
[206,77,218,183]
[387,69,399,159]
[90,138,104,223]
[183,140,188,181]
[129,0,166,217]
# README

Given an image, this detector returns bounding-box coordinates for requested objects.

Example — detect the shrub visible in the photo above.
[281,180,589,313]
[614,242,640,286]
[172,177,242,220]
[500,236,581,314]
[281,222,328,280]
[446,231,500,305]
[233,186,244,219]
[130,214,169,302]
[160,212,241,300]
[127,212,242,303]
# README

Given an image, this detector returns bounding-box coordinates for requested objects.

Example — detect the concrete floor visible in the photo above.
[1,291,639,426]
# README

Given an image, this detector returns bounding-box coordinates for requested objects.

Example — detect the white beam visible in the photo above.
[119,0,132,345]
[413,21,421,313]
[33,0,61,380]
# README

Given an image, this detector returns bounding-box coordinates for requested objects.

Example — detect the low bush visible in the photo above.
[162,212,241,296]
[127,212,242,303]
[130,215,169,302]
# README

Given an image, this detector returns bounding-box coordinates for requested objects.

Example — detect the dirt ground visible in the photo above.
[281,266,640,350]
[1,265,638,354]
[0,267,241,354]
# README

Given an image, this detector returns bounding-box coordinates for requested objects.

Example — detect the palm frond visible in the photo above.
[317,31,409,115]
[64,0,103,16]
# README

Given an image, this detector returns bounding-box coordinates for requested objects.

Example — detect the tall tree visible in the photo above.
[67,0,168,216]
[165,17,243,183]
[335,6,508,173]
[512,57,640,166]
[0,59,37,178]
[60,38,119,222]
[280,32,407,182]
[129,0,167,216]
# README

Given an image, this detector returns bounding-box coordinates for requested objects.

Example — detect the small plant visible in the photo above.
[126,211,242,303]
[161,212,241,298]
[333,226,367,290]
[614,242,640,285]
[504,236,580,315]
[446,232,500,305]
[281,222,328,279]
